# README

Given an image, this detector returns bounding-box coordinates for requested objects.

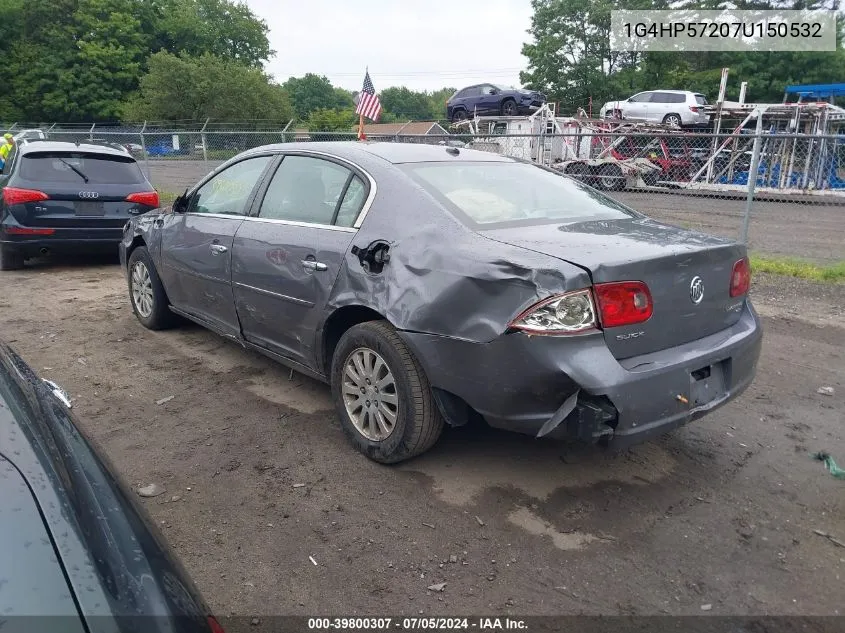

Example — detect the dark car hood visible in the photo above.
[0,342,214,629]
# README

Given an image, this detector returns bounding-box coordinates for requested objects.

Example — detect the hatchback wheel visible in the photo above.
[127,246,178,330]
[331,321,444,464]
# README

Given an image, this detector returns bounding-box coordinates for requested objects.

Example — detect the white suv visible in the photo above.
[600,90,710,127]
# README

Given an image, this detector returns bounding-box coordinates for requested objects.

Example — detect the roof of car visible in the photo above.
[18,140,131,157]
[246,141,513,165]
[647,89,704,94]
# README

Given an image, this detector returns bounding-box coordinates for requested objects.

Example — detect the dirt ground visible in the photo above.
[147,160,845,264]
[0,253,843,618]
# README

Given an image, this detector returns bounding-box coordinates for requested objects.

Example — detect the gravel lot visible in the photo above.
[147,160,845,264]
[1,254,843,618]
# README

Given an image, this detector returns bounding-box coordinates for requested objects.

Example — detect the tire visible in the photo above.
[127,246,178,330]
[563,162,588,182]
[0,246,24,271]
[501,99,518,116]
[597,163,624,191]
[663,113,682,128]
[331,321,444,464]
[451,109,468,122]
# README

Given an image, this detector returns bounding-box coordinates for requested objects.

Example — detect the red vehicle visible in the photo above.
[609,134,706,184]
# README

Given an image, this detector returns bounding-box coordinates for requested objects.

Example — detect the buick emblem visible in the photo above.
[78,191,99,199]
[689,276,704,304]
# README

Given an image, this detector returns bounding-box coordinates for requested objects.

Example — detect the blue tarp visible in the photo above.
[785,83,845,100]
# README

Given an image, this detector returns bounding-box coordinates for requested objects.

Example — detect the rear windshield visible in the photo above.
[20,152,145,185]
[403,161,636,227]
[695,94,708,105]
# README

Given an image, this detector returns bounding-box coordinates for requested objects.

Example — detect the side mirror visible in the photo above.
[172,188,189,213]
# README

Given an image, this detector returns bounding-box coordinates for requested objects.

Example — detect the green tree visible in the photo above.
[380,87,436,120]
[151,0,272,68]
[123,51,293,123]
[283,74,352,120]
[307,108,357,132]
[3,0,148,121]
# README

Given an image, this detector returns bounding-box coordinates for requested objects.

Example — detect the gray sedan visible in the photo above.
[120,142,762,463]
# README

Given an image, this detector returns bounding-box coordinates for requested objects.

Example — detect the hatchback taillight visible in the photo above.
[730,257,751,297]
[593,281,653,328]
[3,187,49,206]
[126,191,160,207]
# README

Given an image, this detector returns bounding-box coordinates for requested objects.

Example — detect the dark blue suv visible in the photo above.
[446,84,546,122]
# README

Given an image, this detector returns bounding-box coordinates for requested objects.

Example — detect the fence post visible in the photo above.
[201,117,210,163]
[139,121,150,179]
[282,119,293,144]
[740,108,765,244]
[89,123,95,142]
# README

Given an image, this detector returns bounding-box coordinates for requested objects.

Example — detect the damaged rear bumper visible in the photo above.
[398,300,762,447]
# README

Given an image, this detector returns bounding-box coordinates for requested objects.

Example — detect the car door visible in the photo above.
[648,92,671,122]
[461,86,484,116]
[157,154,275,338]
[624,92,652,121]
[477,85,501,115]
[232,153,371,367]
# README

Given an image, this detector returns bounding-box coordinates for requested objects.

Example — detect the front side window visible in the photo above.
[629,92,652,103]
[191,156,272,216]
[258,155,367,227]
[404,161,635,228]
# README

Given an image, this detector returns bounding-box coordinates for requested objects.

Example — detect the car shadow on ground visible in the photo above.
[21,252,122,271]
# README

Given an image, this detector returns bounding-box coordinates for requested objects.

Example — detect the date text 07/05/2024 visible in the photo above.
[307,617,529,630]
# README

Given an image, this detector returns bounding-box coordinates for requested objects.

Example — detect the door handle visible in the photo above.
[210,244,228,256]
[301,259,327,272]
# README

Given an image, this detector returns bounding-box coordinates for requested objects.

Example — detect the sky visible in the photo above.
[242,0,534,93]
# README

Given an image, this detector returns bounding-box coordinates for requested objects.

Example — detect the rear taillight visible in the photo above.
[593,281,653,328]
[126,191,160,207]
[730,257,751,297]
[3,187,49,206]
[689,106,701,113]
[4,226,55,235]
[509,289,598,335]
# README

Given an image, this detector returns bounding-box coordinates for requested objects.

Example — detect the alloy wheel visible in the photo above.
[131,261,154,318]
[342,347,399,442]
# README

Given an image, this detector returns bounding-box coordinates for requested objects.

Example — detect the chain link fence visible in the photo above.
[4,121,843,265]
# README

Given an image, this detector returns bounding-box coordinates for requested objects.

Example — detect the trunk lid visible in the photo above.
[482,217,747,359]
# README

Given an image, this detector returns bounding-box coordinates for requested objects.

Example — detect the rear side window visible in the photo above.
[668,93,687,103]
[404,162,634,227]
[258,155,366,226]
[20,152,145,184]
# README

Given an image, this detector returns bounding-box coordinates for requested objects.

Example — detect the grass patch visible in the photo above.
[158,190,180,204]
[750,255,845,283]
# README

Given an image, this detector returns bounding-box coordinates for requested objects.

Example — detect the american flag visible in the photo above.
[355,70,382,122]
